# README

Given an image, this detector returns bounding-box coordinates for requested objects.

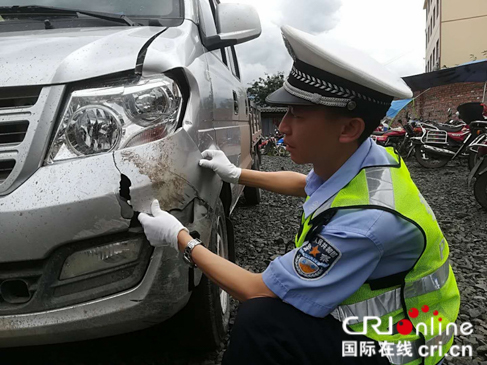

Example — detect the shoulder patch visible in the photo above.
[293,235,341,280]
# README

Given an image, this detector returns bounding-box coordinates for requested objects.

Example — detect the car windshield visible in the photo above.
[0,0,182,18]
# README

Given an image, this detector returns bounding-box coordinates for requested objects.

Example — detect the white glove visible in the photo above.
[138,200,189,249]
[199,150,241,184]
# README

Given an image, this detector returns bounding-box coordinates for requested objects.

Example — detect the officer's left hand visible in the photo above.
[138,200,189,250]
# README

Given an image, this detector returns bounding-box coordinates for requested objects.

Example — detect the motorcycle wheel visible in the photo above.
[276,145,288,157]
[414,145,450,168]
[474,173,487,210]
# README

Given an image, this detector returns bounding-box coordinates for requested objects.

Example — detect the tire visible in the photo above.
[256,142,262,166]
[415,145,450,168]
[474,173,487,209]
[243,150,261,205]
[276,145,289,157]
[181,198,232,350]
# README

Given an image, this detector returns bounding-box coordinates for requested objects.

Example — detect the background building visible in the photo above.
[393,82,485,126]
[401,0,487,124]
[259,107,286,136]
[425,0,487,72]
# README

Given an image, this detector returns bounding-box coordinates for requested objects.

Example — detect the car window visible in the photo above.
[224,47,240,79]
[199,0,217,37]
[230,46,241,79]
[199,0,224,62]
[0,0,182,18]
[207,0,227,64]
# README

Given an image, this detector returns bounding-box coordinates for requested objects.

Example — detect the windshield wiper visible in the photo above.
[0,5,140,26]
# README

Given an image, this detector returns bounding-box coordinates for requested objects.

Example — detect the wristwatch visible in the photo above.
[183,238,203,268]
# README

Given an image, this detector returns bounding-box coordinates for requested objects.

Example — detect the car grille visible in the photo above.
[0,86,38,191]
[0,160,15,184]
[0,85,65,195]
[0,121,29,146]
[0,86,42,109]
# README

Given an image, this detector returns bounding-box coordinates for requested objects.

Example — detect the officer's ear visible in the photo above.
[338,117,365,145]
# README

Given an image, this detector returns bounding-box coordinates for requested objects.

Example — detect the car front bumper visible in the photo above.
[0,128,221,347]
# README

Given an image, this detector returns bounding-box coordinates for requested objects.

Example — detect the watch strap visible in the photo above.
[183,238,202,268]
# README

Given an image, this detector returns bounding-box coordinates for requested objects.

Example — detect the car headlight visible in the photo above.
[47,75,183,164]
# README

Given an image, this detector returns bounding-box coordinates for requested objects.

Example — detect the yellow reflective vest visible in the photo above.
[295,148,460,365]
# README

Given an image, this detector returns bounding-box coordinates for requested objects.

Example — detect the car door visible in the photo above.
[200,0,250,206]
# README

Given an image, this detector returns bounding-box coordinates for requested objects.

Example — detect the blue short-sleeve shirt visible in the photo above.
[262,138,425,318]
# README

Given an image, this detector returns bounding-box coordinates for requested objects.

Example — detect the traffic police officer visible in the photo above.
[138,26,460,365]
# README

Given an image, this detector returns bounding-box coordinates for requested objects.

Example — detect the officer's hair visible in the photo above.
[324,106,387,145]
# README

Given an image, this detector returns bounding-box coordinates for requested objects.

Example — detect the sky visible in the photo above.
[229,0,427,86]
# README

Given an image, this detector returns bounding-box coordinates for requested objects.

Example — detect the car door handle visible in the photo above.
[233,91,239,115]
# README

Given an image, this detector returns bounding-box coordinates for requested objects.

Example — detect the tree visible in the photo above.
[247,72,285,107]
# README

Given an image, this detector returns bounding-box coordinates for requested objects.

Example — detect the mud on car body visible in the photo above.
[0,0,261,348]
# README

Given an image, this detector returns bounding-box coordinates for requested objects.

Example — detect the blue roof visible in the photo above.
[386,99,413,118]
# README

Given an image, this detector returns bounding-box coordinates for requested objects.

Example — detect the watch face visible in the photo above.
[182,239,201,268]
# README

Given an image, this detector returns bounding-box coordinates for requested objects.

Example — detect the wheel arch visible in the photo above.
[219,182,232,217]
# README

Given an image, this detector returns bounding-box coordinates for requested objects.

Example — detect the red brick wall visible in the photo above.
[393,82,486,126]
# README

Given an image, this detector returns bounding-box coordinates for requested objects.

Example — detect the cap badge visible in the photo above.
[347,101,357,111]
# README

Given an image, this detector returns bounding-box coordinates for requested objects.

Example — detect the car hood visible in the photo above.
[0,26,167,87]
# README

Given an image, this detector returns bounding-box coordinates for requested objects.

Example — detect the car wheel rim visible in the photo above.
[216,217,229,314]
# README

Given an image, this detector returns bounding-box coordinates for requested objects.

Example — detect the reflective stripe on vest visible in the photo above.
[330,259,451,324]
[311,166,395,220]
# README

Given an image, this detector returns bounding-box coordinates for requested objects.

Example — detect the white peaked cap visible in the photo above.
[267,25,413,109]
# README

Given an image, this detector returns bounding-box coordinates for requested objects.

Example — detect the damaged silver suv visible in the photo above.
[0,0,262,348]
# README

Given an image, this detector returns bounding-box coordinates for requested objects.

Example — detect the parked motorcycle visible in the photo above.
[414,102,485,168]
[398,118,425,159]
[372,127,406,151]
[469,133,487,209]
[275,137,290,157]
[259,136,276,155]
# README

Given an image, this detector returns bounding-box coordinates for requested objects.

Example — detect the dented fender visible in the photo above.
[114,128,221,245]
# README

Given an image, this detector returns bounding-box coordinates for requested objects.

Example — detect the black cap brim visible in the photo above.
[265,87,316,106]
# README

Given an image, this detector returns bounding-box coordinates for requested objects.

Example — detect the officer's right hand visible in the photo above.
[138,200,189,249]
[199,150,241,184]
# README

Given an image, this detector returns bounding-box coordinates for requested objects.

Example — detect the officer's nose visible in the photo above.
[279,112,292,135]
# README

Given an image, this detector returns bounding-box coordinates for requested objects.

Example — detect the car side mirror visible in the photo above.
[204,3,262,51]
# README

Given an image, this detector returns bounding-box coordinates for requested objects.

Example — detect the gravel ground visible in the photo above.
[2,155,486,365]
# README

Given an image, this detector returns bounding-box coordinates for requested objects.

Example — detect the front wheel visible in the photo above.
[182,198,232,350]
[276,145,290,157]
[415,145,450,168]
[474,173,487,210]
